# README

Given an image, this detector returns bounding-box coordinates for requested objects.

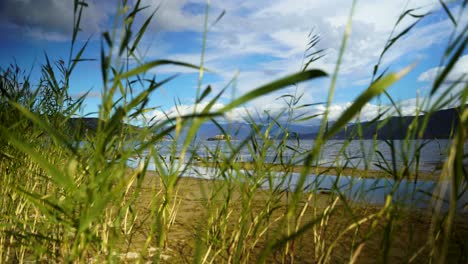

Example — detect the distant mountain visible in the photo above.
[68,107,462,141]
[67,117,99,136]
[195,122,252,139]
[193,122,321,140]
[340,107,462,139]
[283,124,321,135]
[67,117,141,137]
[68,117,100,134]
[290,107,462,140]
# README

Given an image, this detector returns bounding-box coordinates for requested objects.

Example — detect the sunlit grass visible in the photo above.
[0,0,466,263]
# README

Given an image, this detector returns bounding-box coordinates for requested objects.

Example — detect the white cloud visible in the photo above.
[140,0,455,93]
[144,102,225,121]
[4,0,462,122]
[71,91,102,99]
[0,0,110,41]
[141,86,465,130]
[418,54,468,83]
[418,66,443,82]
[141,0,206,32]
[126,0,466,125]
[322,100,418,123]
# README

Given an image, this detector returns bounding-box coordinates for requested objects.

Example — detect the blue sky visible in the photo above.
[0,0,466,125]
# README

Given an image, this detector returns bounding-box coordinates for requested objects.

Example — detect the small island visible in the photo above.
[206,134,232,141]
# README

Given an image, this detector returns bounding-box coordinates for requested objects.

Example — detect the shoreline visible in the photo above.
[193,161,440,181]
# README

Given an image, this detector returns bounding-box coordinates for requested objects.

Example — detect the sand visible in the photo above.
[114,168,467,263]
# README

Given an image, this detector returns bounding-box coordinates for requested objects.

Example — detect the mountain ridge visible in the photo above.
[68,106,463,140]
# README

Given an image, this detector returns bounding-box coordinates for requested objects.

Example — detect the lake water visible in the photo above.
[144,139,465,171]
[128,139,468,211]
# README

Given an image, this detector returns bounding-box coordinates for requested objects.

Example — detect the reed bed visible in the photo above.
[0,0,467,263]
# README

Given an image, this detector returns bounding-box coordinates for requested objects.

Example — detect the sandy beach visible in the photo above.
[115,168,467,263]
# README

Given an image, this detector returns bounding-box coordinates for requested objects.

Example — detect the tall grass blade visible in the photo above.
[325,66,413,139]
[220,69,327,112]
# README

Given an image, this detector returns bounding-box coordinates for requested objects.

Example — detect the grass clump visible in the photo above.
[0,0,467,263]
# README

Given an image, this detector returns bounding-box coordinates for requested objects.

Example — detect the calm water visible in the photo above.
[128,139,468,211]
[144,139,465,171]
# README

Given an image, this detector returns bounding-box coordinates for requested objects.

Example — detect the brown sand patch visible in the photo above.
[116,169,467,263]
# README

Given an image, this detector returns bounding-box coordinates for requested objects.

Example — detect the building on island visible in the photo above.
[207,134,231,141]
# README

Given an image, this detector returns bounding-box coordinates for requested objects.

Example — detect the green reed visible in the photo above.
[0,0,466,263]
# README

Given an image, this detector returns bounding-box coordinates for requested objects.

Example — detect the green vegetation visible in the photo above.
[0,0,467,263]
